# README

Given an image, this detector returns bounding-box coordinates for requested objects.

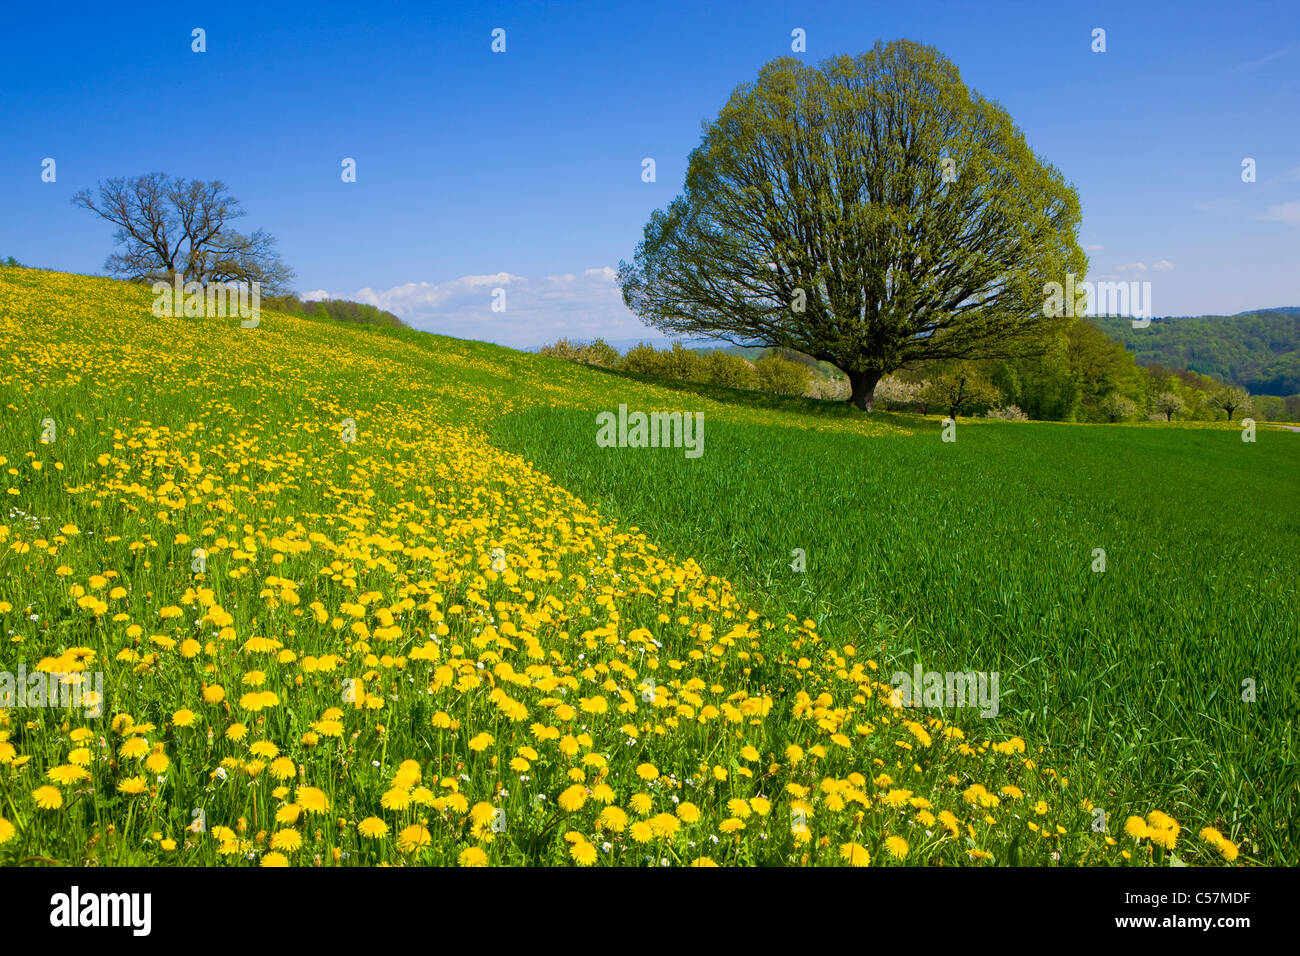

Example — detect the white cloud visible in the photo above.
[1115,262,1149,274]
[1256,201,1300,227]
[316,267,653,348]
[1083,244,1104,252]
[1152,260,1175,272]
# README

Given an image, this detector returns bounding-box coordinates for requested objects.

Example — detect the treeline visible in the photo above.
[539,338,822,397]
[1094,309,1300,396]
[263,294,407,328]
[543,320,1300,423]
[885,318,1299,422]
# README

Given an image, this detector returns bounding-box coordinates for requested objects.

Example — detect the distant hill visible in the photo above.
[1095,308,1300,395]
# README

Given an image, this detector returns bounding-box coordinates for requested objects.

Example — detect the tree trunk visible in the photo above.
[846,370,882,412]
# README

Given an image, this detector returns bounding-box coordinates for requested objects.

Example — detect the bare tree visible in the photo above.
[72,173,295,295]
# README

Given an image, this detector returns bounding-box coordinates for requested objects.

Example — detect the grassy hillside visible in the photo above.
[0,266,1292,866]
[493,402,1300,862]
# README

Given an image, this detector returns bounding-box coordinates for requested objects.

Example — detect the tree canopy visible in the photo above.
[619,39,1086,409]
[72,173,296,296]
[1095,309,1300,396]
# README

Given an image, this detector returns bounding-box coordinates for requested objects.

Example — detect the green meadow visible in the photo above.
[493,367,1300,862]
[2,267,1294,865]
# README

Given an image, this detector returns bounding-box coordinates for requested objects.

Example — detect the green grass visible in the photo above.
[2,265,1292,866]
[491,390,1300,862]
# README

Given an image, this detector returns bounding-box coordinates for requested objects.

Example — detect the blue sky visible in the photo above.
[2,0,1297,347]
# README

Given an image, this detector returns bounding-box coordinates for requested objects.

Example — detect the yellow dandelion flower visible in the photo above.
[884,835,909,859]
[296,787,330,813]
[629,792,653,815]
[840,842,871,866]
[459,846,489,867]
[558,784,588,812]
[46,764,90,785]
[397,825,432,852]
[270,829,303,852]
[629,820,654,843]
[570,840,598,865]
[599,806,628,832]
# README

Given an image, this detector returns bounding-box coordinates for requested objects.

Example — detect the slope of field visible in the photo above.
[493,402,1300,863]
[0,266,1279,866]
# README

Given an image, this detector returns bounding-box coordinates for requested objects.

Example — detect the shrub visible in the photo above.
[985,404,1029,421]
[703,350,757,389]
[539,338,587,362]
[621,342,668,376]
[876,375,926,411]
[583,338,620,368]
[661,342,707,382]
[806,377,850,400]
[1097,393,1138,423]
[921,363,1002,418]
[754,354,812,396]
[539,337,621,367]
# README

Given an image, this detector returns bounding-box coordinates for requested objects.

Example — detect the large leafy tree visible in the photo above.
[619,40,1086,410]
[72,173,296,296]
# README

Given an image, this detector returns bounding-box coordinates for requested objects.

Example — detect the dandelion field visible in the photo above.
[494,402,1300,864]
[0,266,1291,867]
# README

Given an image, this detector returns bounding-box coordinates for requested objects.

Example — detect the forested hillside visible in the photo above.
[1095,309,1300,395]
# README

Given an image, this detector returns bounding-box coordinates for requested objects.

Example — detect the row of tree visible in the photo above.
[542,320,1299,423]
[262,294,407,329]
[880,316,1299,421]
[539,338,813,396]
